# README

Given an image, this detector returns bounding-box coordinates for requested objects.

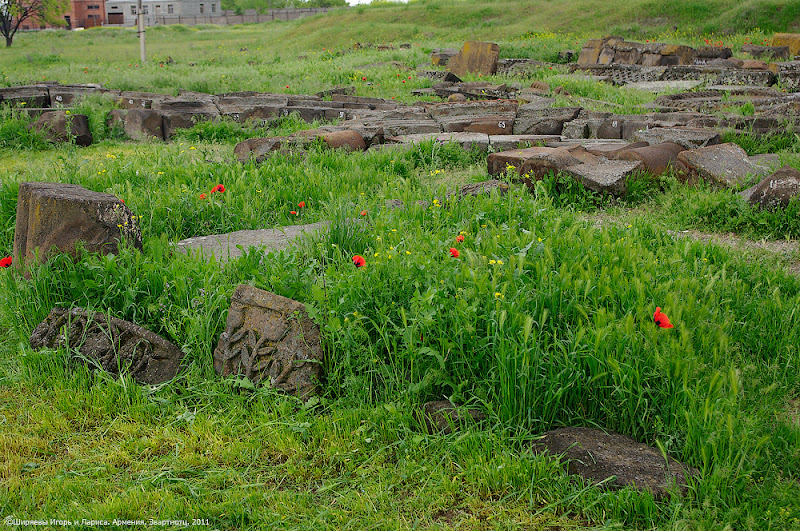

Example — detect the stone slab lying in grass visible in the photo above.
[176,221,330,262]
[13,182,142,268]
[617,142,687,175]
[739,166,800,209]
[233,136,311,164]
[532,427,699,499]
[107,109,164,141]
[386,132,490,151]
[418,400,486,434]
[677,142,769,188]
[621,80,704,93]
[30,306,185,385]
[214,285,322,400]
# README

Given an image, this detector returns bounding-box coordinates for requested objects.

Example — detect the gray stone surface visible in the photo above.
[385,132,490,151]
[677,142,769,188]
[176,221,329,262]
[30,306,184,385]
[565,160,643,196]
[633,127,721,149]
[532,427,699,498]
[107,109,164,141]
[513,105,581,135]
[214,285,322,399]
[622,80,703,93]
[739,166,800,209]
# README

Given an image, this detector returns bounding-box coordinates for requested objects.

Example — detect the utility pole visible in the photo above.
[137,0,146,62]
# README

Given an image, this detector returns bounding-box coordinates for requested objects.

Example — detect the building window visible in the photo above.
[199,3,204,13]
[142,5,148,13]
[167,4,173,13]
[211,4,216,12]
[130,6,136,14]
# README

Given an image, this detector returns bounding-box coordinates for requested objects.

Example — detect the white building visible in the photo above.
[105,0,219,25]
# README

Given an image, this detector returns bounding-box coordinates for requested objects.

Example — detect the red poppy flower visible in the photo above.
[360,210,367,216]
[653,307,674,329]
[362,76,367,81]
[199,193,207,199]
[449,248,460,258]
[352,255,365,268]
[119,199,125,204]
[298,201,306,208]
[455,235,464,243]
[210,184,225,194]
[0,256,12,268]
[290,210,297,215]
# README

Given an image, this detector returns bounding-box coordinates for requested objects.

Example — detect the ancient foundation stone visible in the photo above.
[564,160,642,196]
[739,166,800,209]
[31,111,93,146]
[30,307,184,385]
[532,427,699,499]
[677,142,768,188]
[633,127,721,149]
[13,182,142,268]
[213,285,323,399]
[617,142,686,175]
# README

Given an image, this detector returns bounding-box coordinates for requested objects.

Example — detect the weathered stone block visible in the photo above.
[677,142,769,188]
[448,41,500,77]
[617,142,686,175]
[213,285,323,399]
[564,160,643,196]
[107,109,164,141]
[739,166,800,209]
[13,182,142,268]
[633,127,721,149]
[233,136,309,164]
[772,33,800,56]
[30,111,93,146]
[418,400,485,434]
[0,85,50,107]
[532,427,699,499]
[30,307,184,385]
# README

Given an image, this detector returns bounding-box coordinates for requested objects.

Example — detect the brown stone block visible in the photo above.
[13,182,142,268]
[448,41,501,77]
[617,142,686,175]
[213,285,323,399]
[30,111,93,147]
[772,33,800,56]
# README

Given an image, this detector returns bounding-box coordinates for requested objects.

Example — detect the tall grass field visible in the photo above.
[1,1,800,529]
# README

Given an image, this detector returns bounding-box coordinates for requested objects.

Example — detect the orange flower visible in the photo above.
[199,193,207,199]
[653,307,674,329]
[455,235,464,243]
[360,210,367,216]
[290,210,297,215]
[449,248,460,258]
[298,201,306,208]
[0,256,12,268]
[352,255,365,267]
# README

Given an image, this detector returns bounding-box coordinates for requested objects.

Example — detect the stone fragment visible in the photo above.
[564,160,642,196]
[772,33,800,56]
[48,84,108,107]
[0,85,50,107]
[29,307,184,385]
[30,111,92,146]
[531,427,699,499]
[233,136,309,164]
[13,182,142,268]
[487,146,581,178]
[419,400,485,434]
[213,285,322,399]
[458,179,509,198]
[447,93,467,102]
[633,127,721,149]
[741,44,790,60]
[616,142,686,175]
[176,221,330,262]
[431,48,459,66]
[448,41,500,77]
[488,134,561,152]
[741,59,769,70]
[739,166,800,209]
[677,142,769,188]
[385,132,490,152]
[583,141,649,158]
[292,129,367,151]
[106,109,164,141]
[513,105,581,135]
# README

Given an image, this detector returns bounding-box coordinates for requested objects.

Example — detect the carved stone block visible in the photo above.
[214,285,322,399]
[30,307,185,385]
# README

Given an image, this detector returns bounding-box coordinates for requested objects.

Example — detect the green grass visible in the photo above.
[1,6,800,530]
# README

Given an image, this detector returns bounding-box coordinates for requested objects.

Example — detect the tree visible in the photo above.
[0,0,69,47]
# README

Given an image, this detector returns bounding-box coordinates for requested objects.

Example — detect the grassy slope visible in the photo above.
[1,1,800,530]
